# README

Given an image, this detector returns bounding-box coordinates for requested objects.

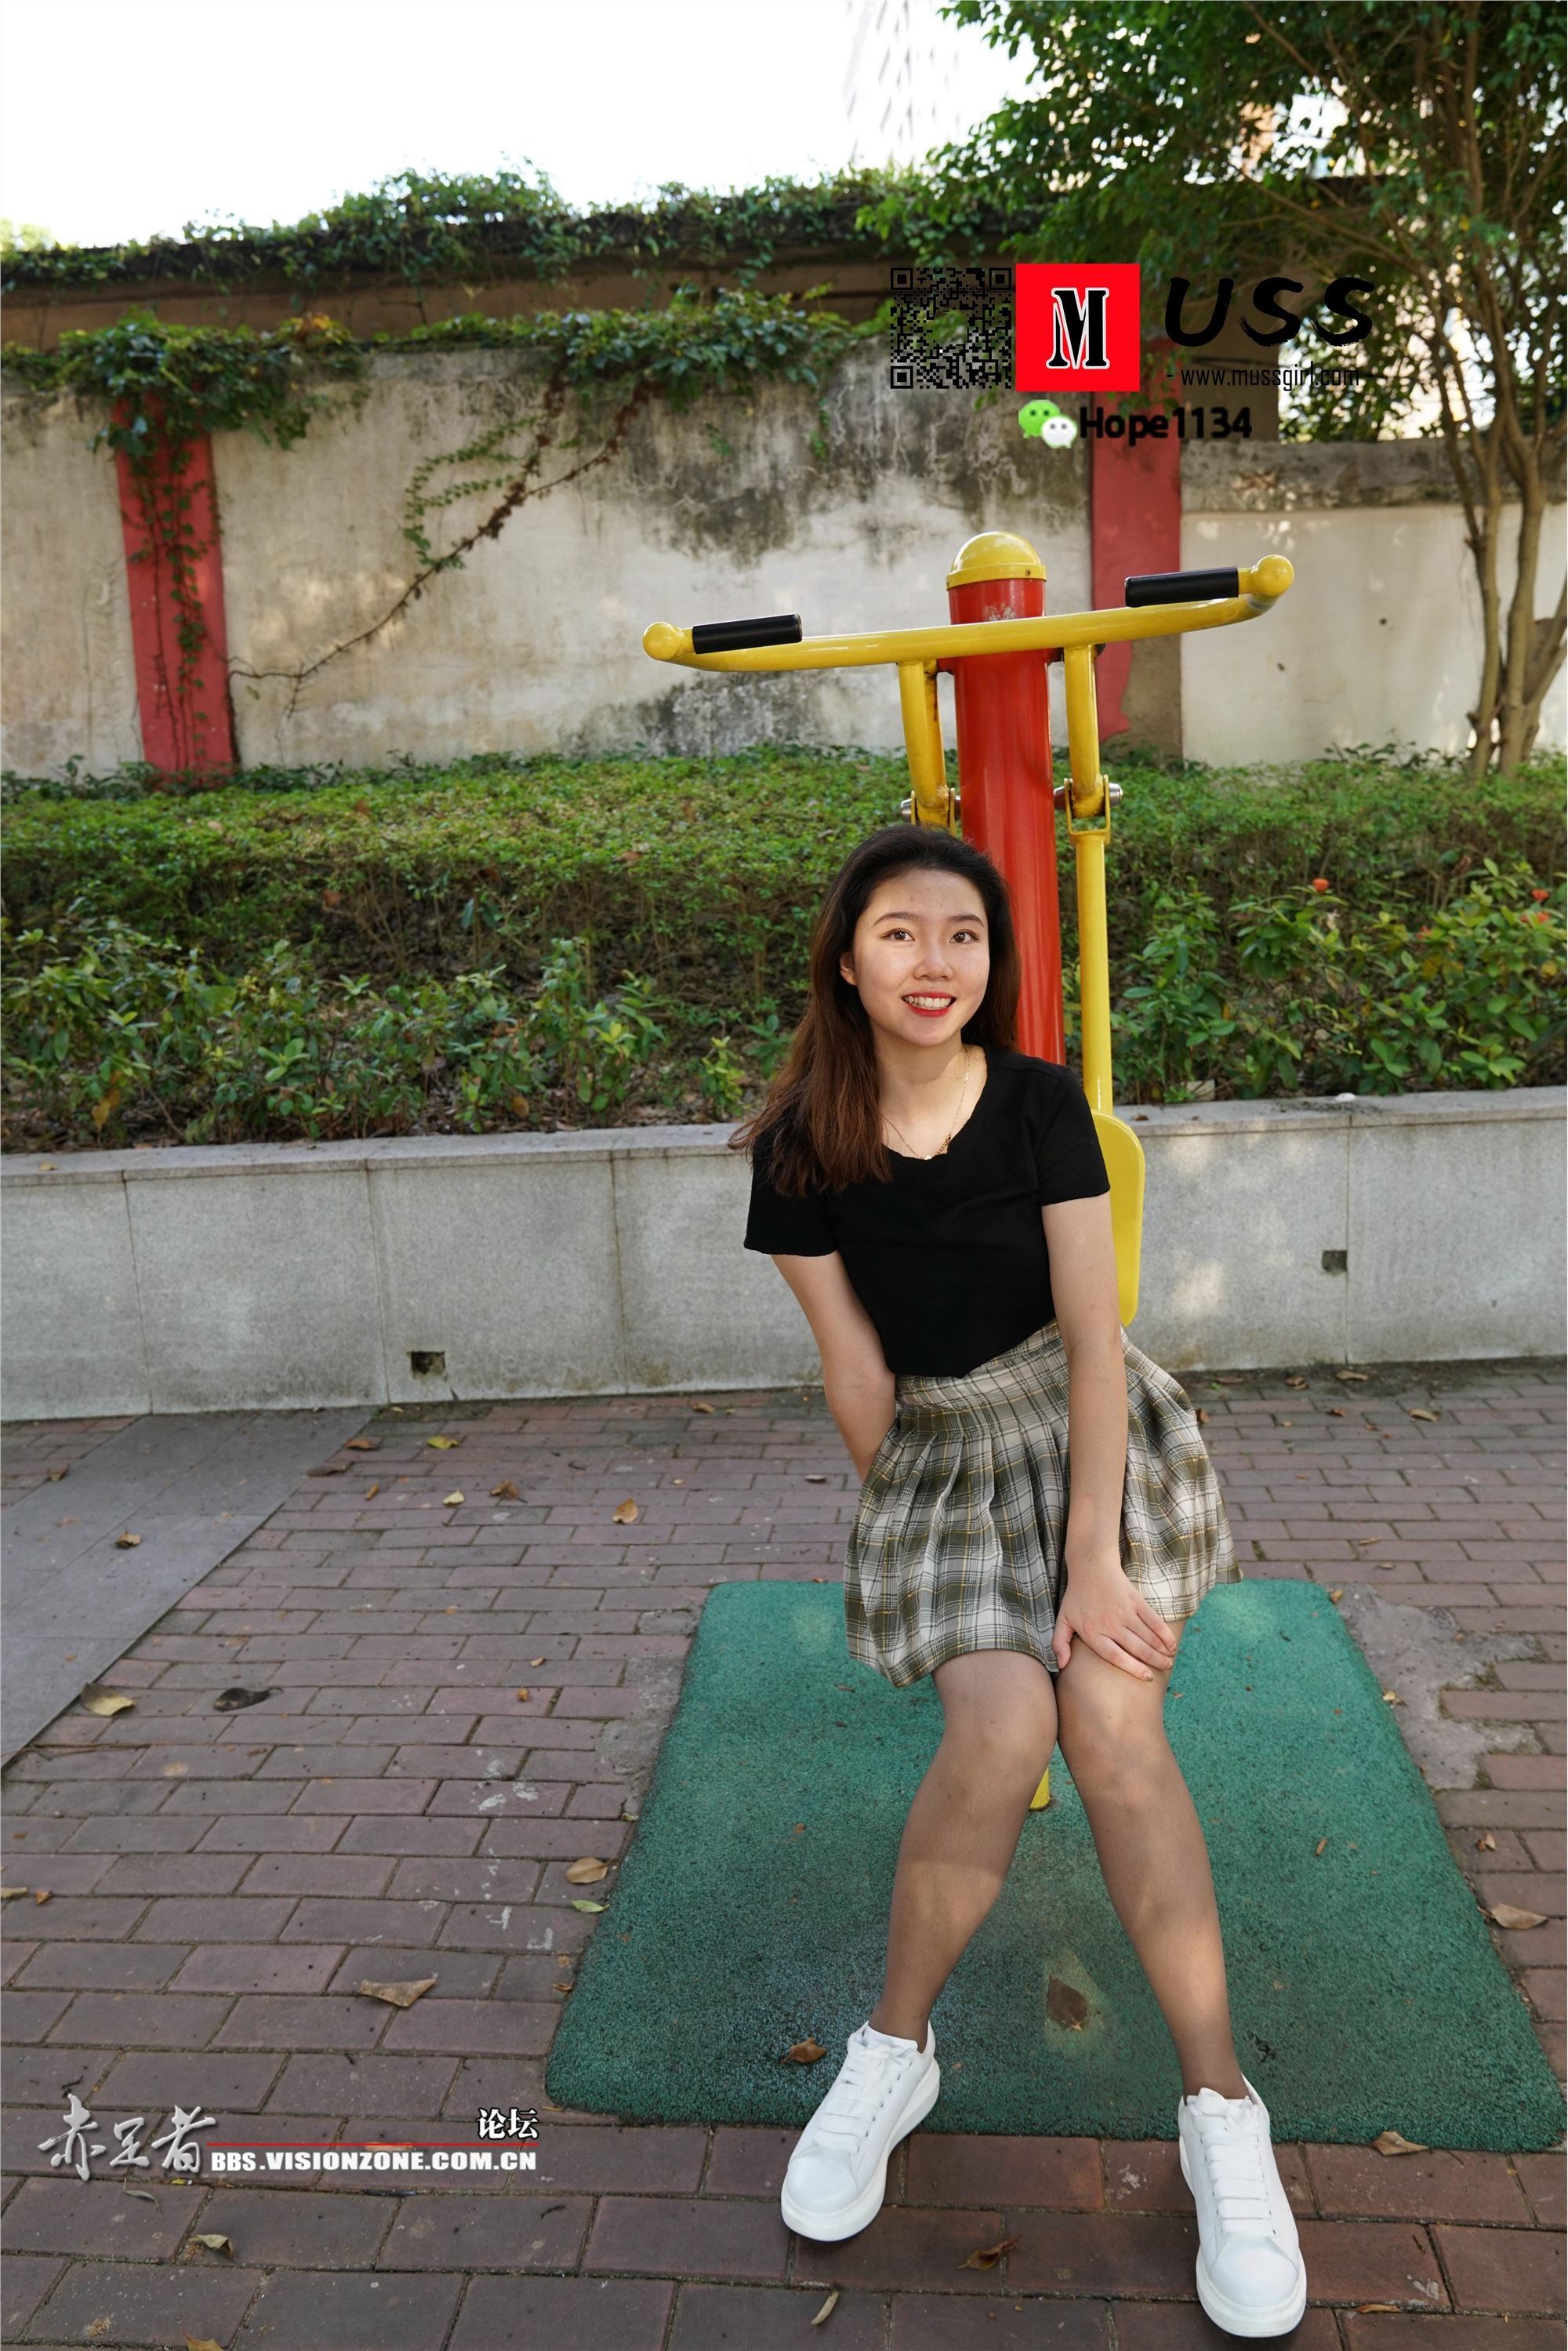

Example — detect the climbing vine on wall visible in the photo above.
[5,312,364,727]
[2,288,869,735]
[0,163,1017,294]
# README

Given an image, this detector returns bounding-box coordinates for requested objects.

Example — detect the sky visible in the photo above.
[0,0,1027,249]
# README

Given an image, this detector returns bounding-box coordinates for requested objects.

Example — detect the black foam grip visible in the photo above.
[690,613,804,654]
[1124,568,1240,607]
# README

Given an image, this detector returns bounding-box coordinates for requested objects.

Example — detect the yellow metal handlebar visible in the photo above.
[642,556,1293,673]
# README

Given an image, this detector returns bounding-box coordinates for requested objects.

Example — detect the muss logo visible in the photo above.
[1015,265,1142,394]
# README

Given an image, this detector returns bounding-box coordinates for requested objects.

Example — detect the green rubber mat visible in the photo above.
[546,1577,1563,2149]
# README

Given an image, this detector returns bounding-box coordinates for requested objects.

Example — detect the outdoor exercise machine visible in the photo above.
[645,546,1294,1804]
[644,535,1295,1331]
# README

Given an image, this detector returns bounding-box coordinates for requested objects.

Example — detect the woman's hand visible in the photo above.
[1051,1556,1180,1681]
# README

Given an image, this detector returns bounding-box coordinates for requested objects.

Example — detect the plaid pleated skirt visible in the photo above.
[844,1318,1241,1690]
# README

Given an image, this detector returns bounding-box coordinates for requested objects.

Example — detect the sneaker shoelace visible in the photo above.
[808,2035,909,2160]
[1196,2107,1276,2235]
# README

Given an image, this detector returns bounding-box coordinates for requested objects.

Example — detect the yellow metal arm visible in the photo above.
[643,558,1294,674]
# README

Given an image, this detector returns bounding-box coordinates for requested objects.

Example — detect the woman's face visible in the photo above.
[839,867,991,1048]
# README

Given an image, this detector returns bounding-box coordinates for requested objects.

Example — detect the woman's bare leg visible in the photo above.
[1053,1615,1248,2098]
[868,1650,1058,2044]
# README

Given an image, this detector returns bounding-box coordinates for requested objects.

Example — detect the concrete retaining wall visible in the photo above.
[3,1087,1560,1421]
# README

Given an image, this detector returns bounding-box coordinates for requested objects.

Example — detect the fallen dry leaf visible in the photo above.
[1328,1587,1345,1601]
[1490,1902,1548,1930]
[34,1888,51,1904]
[358,1975,438,2008]
[1285,1375,1306,1388]
[444,1491,465,1506]
[1314,1837,1328,1856]
[1327,1405,1346,1416]
[569,1899,606,1912]
[345,1437,379,1451]
[0,1887,29,1899]
[804,1473,828,1484]
[691,1400,715,1413]
[612,1497,639,1524]
[958,2232,1020,2270]
[426,1434,462,1449]
[184,2233,233,2258]
[783,2037,828,2064]
[531,1656,545,1666]
[565,1856,608,1884]
[1047,1975,1089,2029]
[81,1687,136,1717]
[1371,2130,1427,2157]
[516,1688,532,1703]
[45,1466,68,1481]
[1409,1406,1438,1421]
[1336,1369,1369,1382]
[184,2336,225,2351]
[1476,1832,1497,1851]
[114,1531,141,1548]
[1356,2303,1406,2313]
[162,1761,189,1776]
[122,2185,158,2203]
[811,2286,840,2326]
[490,1481,520,1500]
[1381,1690,1403,1705]
[364,1484,379,1499]
[306,1464,344,1477]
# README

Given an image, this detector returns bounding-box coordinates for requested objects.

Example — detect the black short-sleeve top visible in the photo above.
[742,1046,1111,1376]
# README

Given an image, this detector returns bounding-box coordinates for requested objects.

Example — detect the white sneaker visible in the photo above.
[779,2019,941,2241]
[1177,2075,1308,2338]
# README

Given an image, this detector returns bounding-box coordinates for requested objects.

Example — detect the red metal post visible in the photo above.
[114,402,237,775]
[943,532,1065,1063]
[1090,343,1182,742]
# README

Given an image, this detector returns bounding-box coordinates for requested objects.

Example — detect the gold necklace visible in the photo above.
[883,1045,974,1160]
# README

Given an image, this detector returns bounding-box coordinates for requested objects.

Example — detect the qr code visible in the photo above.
[888,265,1014,390]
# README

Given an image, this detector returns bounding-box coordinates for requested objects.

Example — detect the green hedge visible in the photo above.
[2,747,1562,1152]
[5,745,1561,994]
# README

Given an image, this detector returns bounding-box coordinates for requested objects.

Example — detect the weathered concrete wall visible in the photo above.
[1181,439,1568,764]
[0,387,140,777]
[5,357,1564,776]
[212,345,1090,769]
[2,1088,1560,1420]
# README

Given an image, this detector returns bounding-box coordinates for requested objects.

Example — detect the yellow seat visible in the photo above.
[1095,1108,1146,1331]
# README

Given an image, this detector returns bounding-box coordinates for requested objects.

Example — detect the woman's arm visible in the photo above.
[1043,1192,1178,1680]
[771,1252,897,1482]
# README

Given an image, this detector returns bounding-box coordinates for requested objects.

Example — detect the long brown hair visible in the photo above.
[728,825,1022,1196]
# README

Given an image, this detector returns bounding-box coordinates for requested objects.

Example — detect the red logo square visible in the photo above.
[1015,263,1142,394]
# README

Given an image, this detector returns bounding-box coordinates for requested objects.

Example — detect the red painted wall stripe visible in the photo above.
[114,414,235,773]
[1088,350,1183,742]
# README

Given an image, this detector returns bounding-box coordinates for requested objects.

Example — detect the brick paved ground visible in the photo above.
[2,1358,1563,2347]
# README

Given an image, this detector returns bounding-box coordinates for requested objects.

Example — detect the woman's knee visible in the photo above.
[934,1648,1058,1779]
[1054,1641,1183,1797]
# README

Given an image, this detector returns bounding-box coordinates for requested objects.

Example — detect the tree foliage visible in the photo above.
[874,0,1565,773]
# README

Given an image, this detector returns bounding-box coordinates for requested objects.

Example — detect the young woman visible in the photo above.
[733,825,1308,2340]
